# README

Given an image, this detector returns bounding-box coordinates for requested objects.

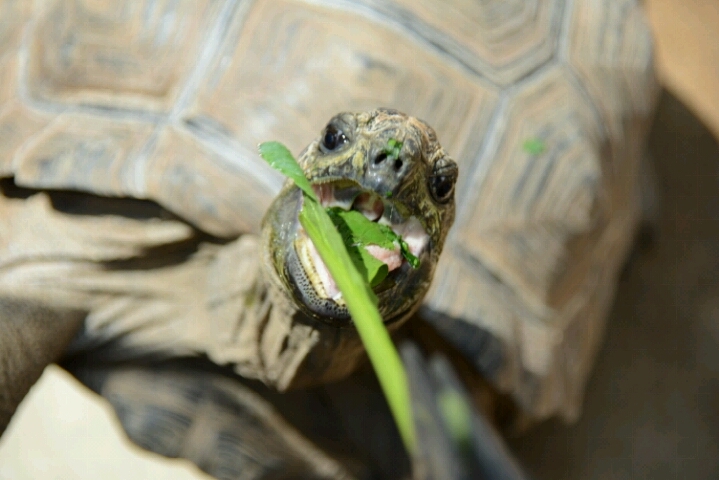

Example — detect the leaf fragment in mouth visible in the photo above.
[327,207,420,275]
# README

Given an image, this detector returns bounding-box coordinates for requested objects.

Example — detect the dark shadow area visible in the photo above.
[509,90,719,479]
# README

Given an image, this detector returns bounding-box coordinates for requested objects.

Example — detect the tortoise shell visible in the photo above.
[0,0,657,421]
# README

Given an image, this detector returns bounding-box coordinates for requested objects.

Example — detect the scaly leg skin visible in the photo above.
[64,358,361,480]
[0,298,85,434]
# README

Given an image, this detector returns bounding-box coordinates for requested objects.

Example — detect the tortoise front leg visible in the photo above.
[65,358,357,480]
[0,298,85,434]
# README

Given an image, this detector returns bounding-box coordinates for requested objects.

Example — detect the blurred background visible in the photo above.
[1,0,718,479]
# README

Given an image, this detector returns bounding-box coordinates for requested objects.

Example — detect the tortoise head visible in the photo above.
[261,109,457,327]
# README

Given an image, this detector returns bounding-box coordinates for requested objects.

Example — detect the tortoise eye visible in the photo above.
[429,157,458,204]
[321,125,347,152]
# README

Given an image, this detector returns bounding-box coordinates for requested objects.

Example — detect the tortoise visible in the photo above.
[0,0,657,478]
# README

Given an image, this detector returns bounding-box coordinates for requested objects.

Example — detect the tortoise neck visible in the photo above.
[246,267,368,391]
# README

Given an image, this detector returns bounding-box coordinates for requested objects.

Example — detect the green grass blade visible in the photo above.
[259,141,417,453]
[300,198,417,453]
[259,142,317,200]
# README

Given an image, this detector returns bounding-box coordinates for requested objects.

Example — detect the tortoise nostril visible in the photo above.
[374,153,387,165]
[393,159,403,170]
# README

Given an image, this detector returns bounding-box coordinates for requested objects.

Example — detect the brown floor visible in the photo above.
[509,90,719,480]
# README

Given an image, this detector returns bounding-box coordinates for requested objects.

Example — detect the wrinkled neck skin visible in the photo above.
[253,263,414,392]
[252,187,428,391]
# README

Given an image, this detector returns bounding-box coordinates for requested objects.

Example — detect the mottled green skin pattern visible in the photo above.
[262,109,456,326]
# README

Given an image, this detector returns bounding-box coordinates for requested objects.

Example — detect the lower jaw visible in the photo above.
[294,234,344,303]
[285,239,351,323]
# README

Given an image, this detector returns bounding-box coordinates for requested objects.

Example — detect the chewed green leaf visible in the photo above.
[327,207,420,269]
[398,239,420,268]
[259,141,317,200]
[522,138,546,156]
[354,246,390,287]
[327,208,397,250]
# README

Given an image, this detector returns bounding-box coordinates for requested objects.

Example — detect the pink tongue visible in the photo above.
[365,244,402,271]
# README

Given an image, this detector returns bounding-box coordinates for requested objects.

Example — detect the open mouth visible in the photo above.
[293,180,429,303]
